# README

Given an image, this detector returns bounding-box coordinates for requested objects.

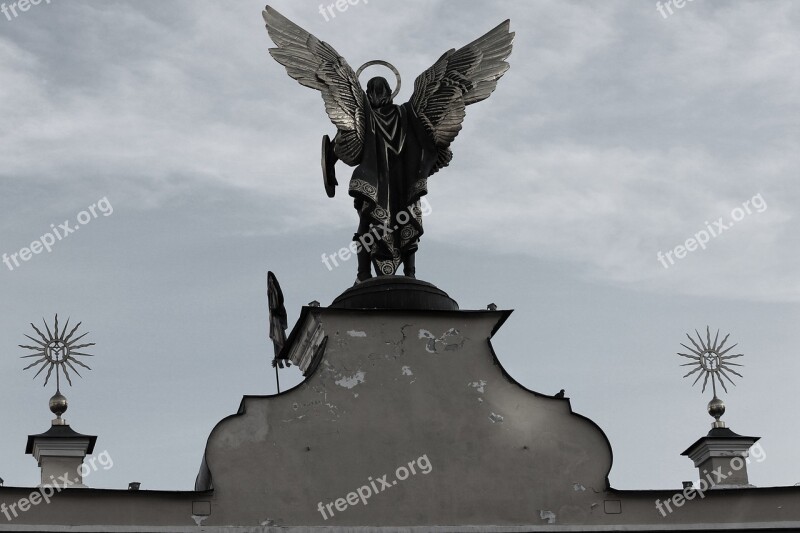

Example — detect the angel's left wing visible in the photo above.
[410,20,514,173]
[263,6,366,165]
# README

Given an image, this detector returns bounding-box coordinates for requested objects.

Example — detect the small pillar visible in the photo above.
[681,427,759,488]
[25,392,97,488]
[681,395,759,488]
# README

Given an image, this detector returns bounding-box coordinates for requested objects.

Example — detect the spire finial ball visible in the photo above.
[707,396,725,421]
[49,392,68,418]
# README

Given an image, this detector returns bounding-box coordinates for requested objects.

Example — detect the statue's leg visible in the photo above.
[402,250,416,279]
[356,246,373,283]
[354,209,374,284]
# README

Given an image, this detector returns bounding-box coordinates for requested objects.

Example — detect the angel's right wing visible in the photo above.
[410,20,514,173]
[263,6,366,165]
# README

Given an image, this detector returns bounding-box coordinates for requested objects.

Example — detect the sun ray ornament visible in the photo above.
[19,314,96,424]
[677,326,744,428]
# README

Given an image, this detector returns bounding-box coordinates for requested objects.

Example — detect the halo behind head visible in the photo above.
[356,60,401,100]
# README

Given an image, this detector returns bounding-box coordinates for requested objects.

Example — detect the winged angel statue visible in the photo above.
[263,6,513,282]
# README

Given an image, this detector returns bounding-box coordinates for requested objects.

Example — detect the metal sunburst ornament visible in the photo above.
[19,315,95,424]
[677,326,744,428]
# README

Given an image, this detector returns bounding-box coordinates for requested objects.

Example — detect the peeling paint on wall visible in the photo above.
[418,328,465,353]
[469,380,487,393]
[539,510,556,524]
[488,412,504,424]
[335,371,366,389]
[200,312,622,526]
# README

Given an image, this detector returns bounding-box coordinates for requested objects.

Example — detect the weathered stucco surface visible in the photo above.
[200,309,613,527]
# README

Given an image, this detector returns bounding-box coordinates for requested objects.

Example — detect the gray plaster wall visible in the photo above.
[0,487,209,527]
[199,309,614,527]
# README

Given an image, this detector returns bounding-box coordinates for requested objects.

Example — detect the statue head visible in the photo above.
[366,76,393,108]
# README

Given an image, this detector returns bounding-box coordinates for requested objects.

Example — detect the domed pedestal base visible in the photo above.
[331,276,458,311]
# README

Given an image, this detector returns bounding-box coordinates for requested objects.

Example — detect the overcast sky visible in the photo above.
[1,0,798,492]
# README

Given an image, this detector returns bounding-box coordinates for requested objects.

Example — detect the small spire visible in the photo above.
[19,314,97,424]
[676,326,744,429]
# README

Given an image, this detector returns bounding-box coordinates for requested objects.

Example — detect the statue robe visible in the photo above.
[347,102,439,275]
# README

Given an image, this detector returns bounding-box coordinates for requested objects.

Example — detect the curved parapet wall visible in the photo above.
[199,306,614,527]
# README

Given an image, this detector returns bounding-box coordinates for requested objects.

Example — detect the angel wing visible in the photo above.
[263,6,366,165]
[410,20,514,173]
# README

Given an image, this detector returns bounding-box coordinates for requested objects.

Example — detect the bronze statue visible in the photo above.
[263,6,513,282]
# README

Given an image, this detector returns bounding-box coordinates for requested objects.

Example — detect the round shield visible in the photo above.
[321,134,338,198]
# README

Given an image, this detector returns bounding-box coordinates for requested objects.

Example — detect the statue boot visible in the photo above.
[403,252,416,279]
[355,242,373,285]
